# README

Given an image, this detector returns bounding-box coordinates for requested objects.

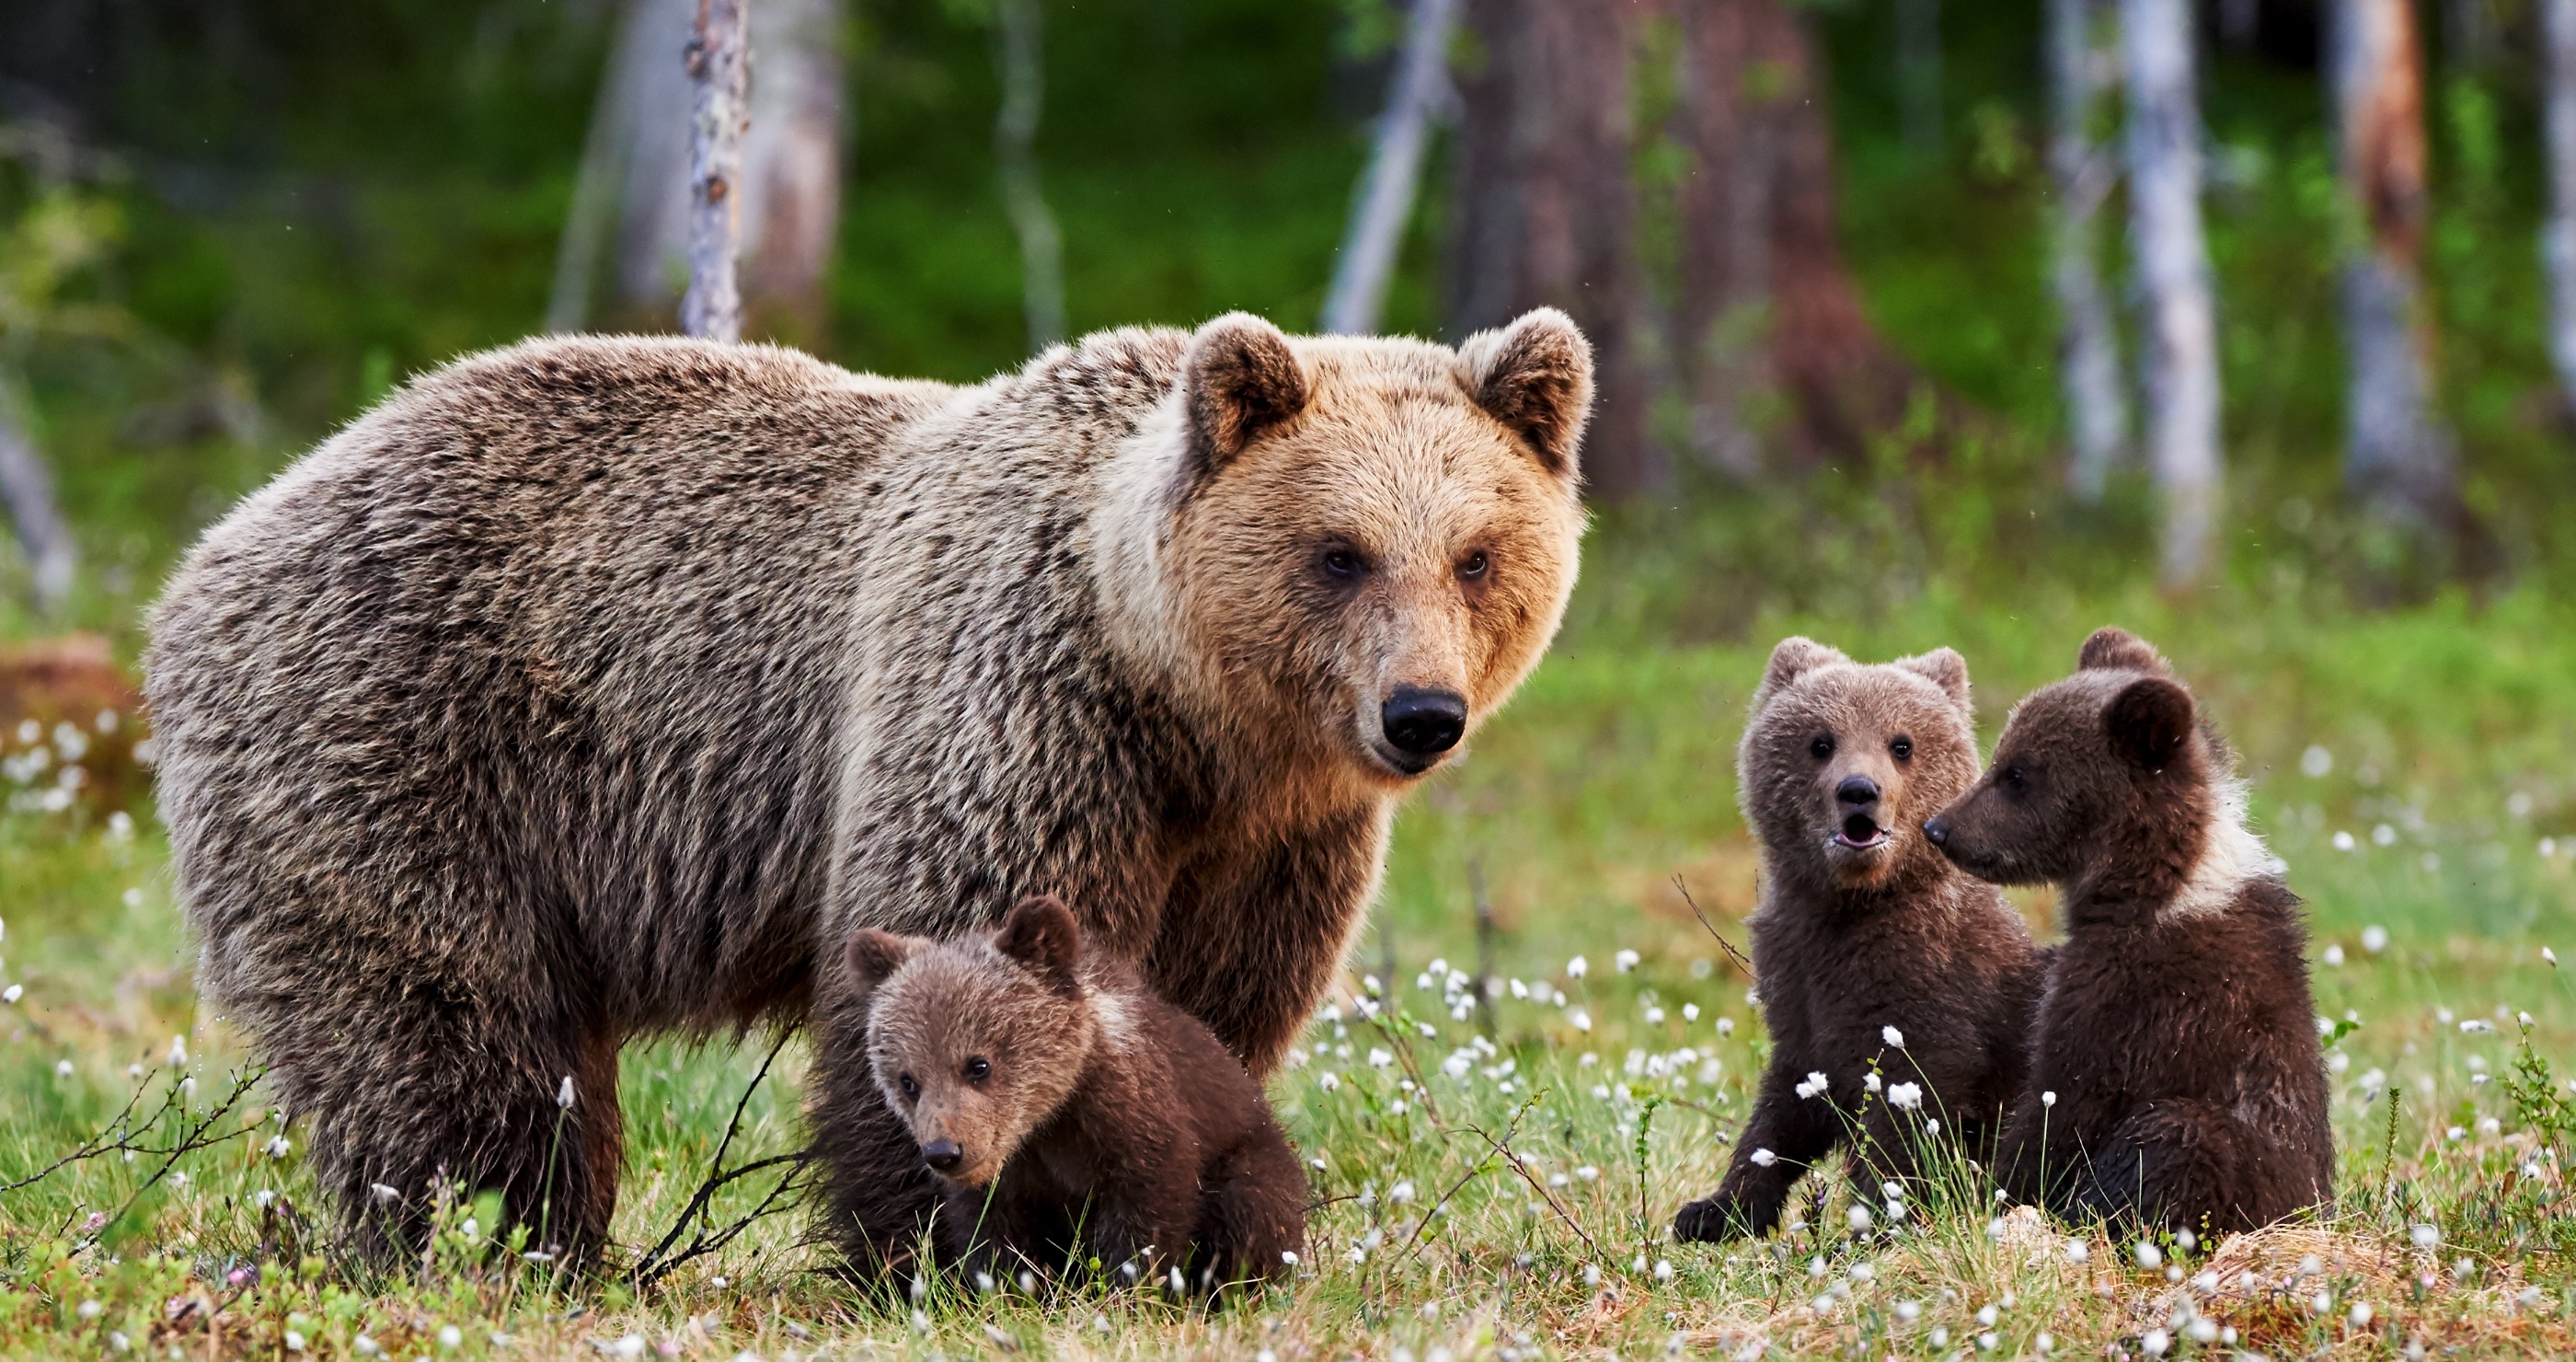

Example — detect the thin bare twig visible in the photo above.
[1399,1093,1537,1259]
[1462,1102,1602,1263]
[628,1033,814,1290]
[1673,876,1754,979]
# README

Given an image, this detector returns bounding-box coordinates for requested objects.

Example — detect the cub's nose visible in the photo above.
[1923,817,1950,848]
[1382,686,1468,756]
[922,1138,963,1172]
[1835,775,1881,806]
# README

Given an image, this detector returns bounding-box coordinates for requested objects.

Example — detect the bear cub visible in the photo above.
[847,895,1307,1288]
[1924,628,2333,1233]
[1673,639,2047,1242]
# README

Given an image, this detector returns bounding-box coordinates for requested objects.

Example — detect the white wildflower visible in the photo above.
[1615,950,1640,973]
[1749,1148,1777,1167]
[1567,1008,1593,1033]
[2141,1330,2169,1357]
[54,1059,72,1079]
[167,1035,187,1068]
[1716,1017,1735,1036]
[266,1136,291,1159]
[2136,1241,2163,1269]
[1654,1259,1674,1283]
[1882,1025,1905,1048]
[2333,830,2357,851]
[1317,1071,1340,1091]
[2065,1240,2089,1263]
[1888,1081,1923,1111]
[2041,1090,2056,1107]
[2350,1301,2374,1327]
[1683,1003,1700,1021]
[1846,1205,1872,1231]
[2363,925,2389,952]
[1567,955,1589,979]
[558,1075,577,1109]
[1368,1047,1393,1068]
[2323,944,2346,966]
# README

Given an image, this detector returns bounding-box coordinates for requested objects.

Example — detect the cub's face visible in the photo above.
[846,898,1095,1189]
[1738,639,1981,893]
[1157,311,1591,787]
[1926,628,2202,887]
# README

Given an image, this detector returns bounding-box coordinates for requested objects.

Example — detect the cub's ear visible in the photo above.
[2103,676,2196,773]
[1456,307,1594,479]
[1753,636,1850,710]
[995,895,1085,994]
[845,929,920,988]
[1895,647,1972,712]
[1182,313,1310,481]
[2077,627,2168,675]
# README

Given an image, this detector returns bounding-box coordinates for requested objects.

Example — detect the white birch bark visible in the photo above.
[993,0,1064,353]
[2122,0,2222,585]
[0,392,73,608]
[1322,0,1459,336]
[681,0,751,342]
[2051,0,2129,499]
[2331,0,2452,524]
[2543,0,2576,410]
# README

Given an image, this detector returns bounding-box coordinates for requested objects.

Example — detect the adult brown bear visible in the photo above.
[144,312,1592,1269]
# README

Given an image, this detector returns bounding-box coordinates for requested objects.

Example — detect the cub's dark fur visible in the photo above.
[845,896,1306,1289]
[1925,628,2333,1233]
[1673,639,2046,1242]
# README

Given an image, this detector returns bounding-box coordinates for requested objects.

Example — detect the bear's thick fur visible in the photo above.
[1673,638,2046,1242]
[848,895,1305,1290]
[1925,628,2333,1233]
[144,312,1590,1266]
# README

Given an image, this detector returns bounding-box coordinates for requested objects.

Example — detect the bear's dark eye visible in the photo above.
[1457,550,1489,581]
[2002,765,2027,792]
[1810,734,1835,761]
[1890,736,1913,762]
[897,1073,919,1100]
[1318,546,1367,580]
[963,1056,991,1082]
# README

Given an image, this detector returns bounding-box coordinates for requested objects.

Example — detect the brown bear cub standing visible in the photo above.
[1924,628,2333,1233]
[845,895,1306,1289]
[1673,639,2047,1242]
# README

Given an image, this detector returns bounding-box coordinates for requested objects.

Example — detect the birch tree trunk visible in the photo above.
[993,0,1064,352]
[1322,0,1460,337]
[2331,0,2454,530]
[2122,0,2222,585]
[2543,0,2576,410]
[2050,0,2129,499]
[736,0,845,346]
[0,394,73,609]
[681,0,751,342]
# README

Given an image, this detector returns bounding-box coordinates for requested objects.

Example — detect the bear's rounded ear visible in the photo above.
[846,929,920,988]
[2103,676,2196,773]
[2077,627,2168,675]
[1753,636,1849,710]
[995,895,1084,994]
[1895,647,1972,712]
[1456,308,1594,479]
[1181,313,1310,481]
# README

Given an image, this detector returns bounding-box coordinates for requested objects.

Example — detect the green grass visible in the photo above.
[7,580,2576,1357]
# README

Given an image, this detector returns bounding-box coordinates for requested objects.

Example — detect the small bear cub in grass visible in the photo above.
[1925,627,2333,1233]
[847,895,1306,1289]
[1673,638,2047,1242]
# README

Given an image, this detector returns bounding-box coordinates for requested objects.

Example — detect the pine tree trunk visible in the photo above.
[2122,0,2223,585]
[1322,0,1460,336]
[1449,0,1657,496]
[2542,0,2576,410]
[682,0,751,342]
[993,0,1064,353]
[2331,0,2454,531]
[2050,0,2129,499]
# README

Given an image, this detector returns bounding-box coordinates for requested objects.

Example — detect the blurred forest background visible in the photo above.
[0,0,2571,639]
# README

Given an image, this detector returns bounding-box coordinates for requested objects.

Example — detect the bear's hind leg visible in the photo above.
[1192,1132,1308,1289]
[2077,1101,2274,1235]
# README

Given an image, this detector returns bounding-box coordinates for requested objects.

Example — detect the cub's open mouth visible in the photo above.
[1834,814,1888,849]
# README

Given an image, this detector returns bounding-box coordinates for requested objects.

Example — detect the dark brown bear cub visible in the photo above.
[1673,639,2046,1242]
[1924,628,2333,1234]
[844,895,1306,1289]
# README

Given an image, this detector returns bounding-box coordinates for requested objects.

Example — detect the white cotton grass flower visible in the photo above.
[353,1337,380,1357]
[1888,1081,1923,1111]
[266,1136,291,1159]
[1716,1017,1735,1036]
[2064,1239,2089,1263]
[1567,1008,1593,1033]
[2,985,20,1005]
[2140,1329,2170,1357]
[2332,830,2358,852]
[558,1075,577,1109]
[1566,955,1589,979]
[1846,1205,1872,1231]
[1654,1258,1674,1283]
[2323,944,2346,967]
[1368,1047,1393,1068]
[1794,1070,1830,1100]
[167,1035,188,1068]
[1683,1003,1700,1022]
[2135,1241,2163,1269]
[1749,1148,1778,1168]
[2041,1090,2057,1107]
[1864,1072,1881,1093]
[437,1327,462,1351]
[2412,1224,2441,1249]
[2349,1301,2375,1327]
[54,1059,73,1079]
[2363,925,2389,953]
[1882,1025,1906,1048]
[1615,949,1640,973]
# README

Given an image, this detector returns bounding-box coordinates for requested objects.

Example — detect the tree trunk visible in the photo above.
[682,0,751,342]
[2122,0,2223,586]
[1449,0,1657,496]
[1668,0,1915,474]
[993,0,1064,353]
[2542,0,2576,410]
[2050,0,2129,499]
[551,0,845,343]
[1323,0,1460,336]
[0,392,73,610]
[2331,0,2455,531]
[1896,0,1943,156]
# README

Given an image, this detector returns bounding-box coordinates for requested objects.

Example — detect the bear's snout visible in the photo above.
[1380,686,1467,764]
[1834,775,1880,807]
[1922,815,1950,847]
[922,1138,964,1173]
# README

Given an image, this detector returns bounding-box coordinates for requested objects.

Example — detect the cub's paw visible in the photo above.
[1672,1195,1755,1243]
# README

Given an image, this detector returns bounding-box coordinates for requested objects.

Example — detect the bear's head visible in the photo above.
[845,895,1099,1189]
[1925,627,2219,890]
[1737,637,1981,895]
[1105,309,1592,791]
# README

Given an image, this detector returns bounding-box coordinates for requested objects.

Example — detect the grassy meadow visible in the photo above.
[7,561,2576,1359]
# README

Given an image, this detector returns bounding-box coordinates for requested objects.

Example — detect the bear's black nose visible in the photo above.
[922,1138,963,1172]
[1382,686,1468,756]
[1923,817,1949,847]
[1835,775,1880,806]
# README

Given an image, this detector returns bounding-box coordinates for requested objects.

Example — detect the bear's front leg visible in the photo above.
[1192,1130,1308,1288]
[1673,1052,1841,1241]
